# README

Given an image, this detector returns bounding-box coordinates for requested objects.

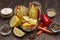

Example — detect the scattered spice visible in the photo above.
[29,34,35,39]
[1,27,11,33]
[0,24,12,35]
[51,23,60,32]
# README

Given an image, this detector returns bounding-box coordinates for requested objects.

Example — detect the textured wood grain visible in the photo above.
[0,0,60,40]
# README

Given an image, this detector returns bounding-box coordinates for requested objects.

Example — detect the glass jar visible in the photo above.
[0,8,13,18]
[14,5,28,19]
[29,1,41,20]
[0,24,12,35]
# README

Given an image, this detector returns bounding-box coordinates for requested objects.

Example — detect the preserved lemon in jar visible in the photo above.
[29,5,38,19]
[14,5,28,18]
[29,1,41,20]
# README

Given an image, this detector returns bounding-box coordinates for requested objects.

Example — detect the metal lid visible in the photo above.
[1,8,13,15]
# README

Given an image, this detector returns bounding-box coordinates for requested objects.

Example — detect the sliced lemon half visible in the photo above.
[23,16,30,22]
[13,27,25,37]
[29,18,37,25]
[10,16,20,27]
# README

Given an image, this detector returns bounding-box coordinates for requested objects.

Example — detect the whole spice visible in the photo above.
[29,34,35,39]
[41,12,52,26]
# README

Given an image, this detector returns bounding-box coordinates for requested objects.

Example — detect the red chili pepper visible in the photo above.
[37,25,53,34]
[41,12,52,26]
[15,6,19,10]
[29,3,32,7]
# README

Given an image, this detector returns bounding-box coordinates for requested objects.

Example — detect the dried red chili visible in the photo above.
[41,12,52,26]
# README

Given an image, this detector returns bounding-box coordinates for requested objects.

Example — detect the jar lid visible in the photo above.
[1,8,13,15]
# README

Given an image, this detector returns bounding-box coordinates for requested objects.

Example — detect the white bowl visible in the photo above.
[46,8,56,17]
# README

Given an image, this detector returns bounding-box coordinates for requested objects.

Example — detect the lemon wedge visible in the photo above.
[23,23,31,27]
[29,5,38,19]
[29,18,37,25]
[23,16,29,22]
[13,27,25,37]
[10,16,20,27]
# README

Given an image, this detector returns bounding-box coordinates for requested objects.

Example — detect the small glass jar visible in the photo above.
[0,24,12,35]
[0,8,13,18]
[14,5,28,19]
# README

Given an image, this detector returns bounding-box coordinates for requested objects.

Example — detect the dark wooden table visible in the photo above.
[0,0,60,40]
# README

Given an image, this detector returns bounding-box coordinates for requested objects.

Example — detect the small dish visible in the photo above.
[50,22,60,33]
[46,8,56,17]
[0,24,12,35]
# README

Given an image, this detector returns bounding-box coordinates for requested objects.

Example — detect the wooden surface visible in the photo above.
[0,0,60,40]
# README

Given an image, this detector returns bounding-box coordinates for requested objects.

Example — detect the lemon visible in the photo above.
[29,5,38,19]
[23,16,30,22]
[29,18,37,25]
[14,6,28,18]
[13,27,25,37]
[23,23,31,27]
[10,16,20,27]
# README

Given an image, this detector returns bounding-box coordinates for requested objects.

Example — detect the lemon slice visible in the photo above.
[13,27,25,37]
[10,16,20,27]
[23,16,29,22]
[23,23,31,27]
[29,18,37,25]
